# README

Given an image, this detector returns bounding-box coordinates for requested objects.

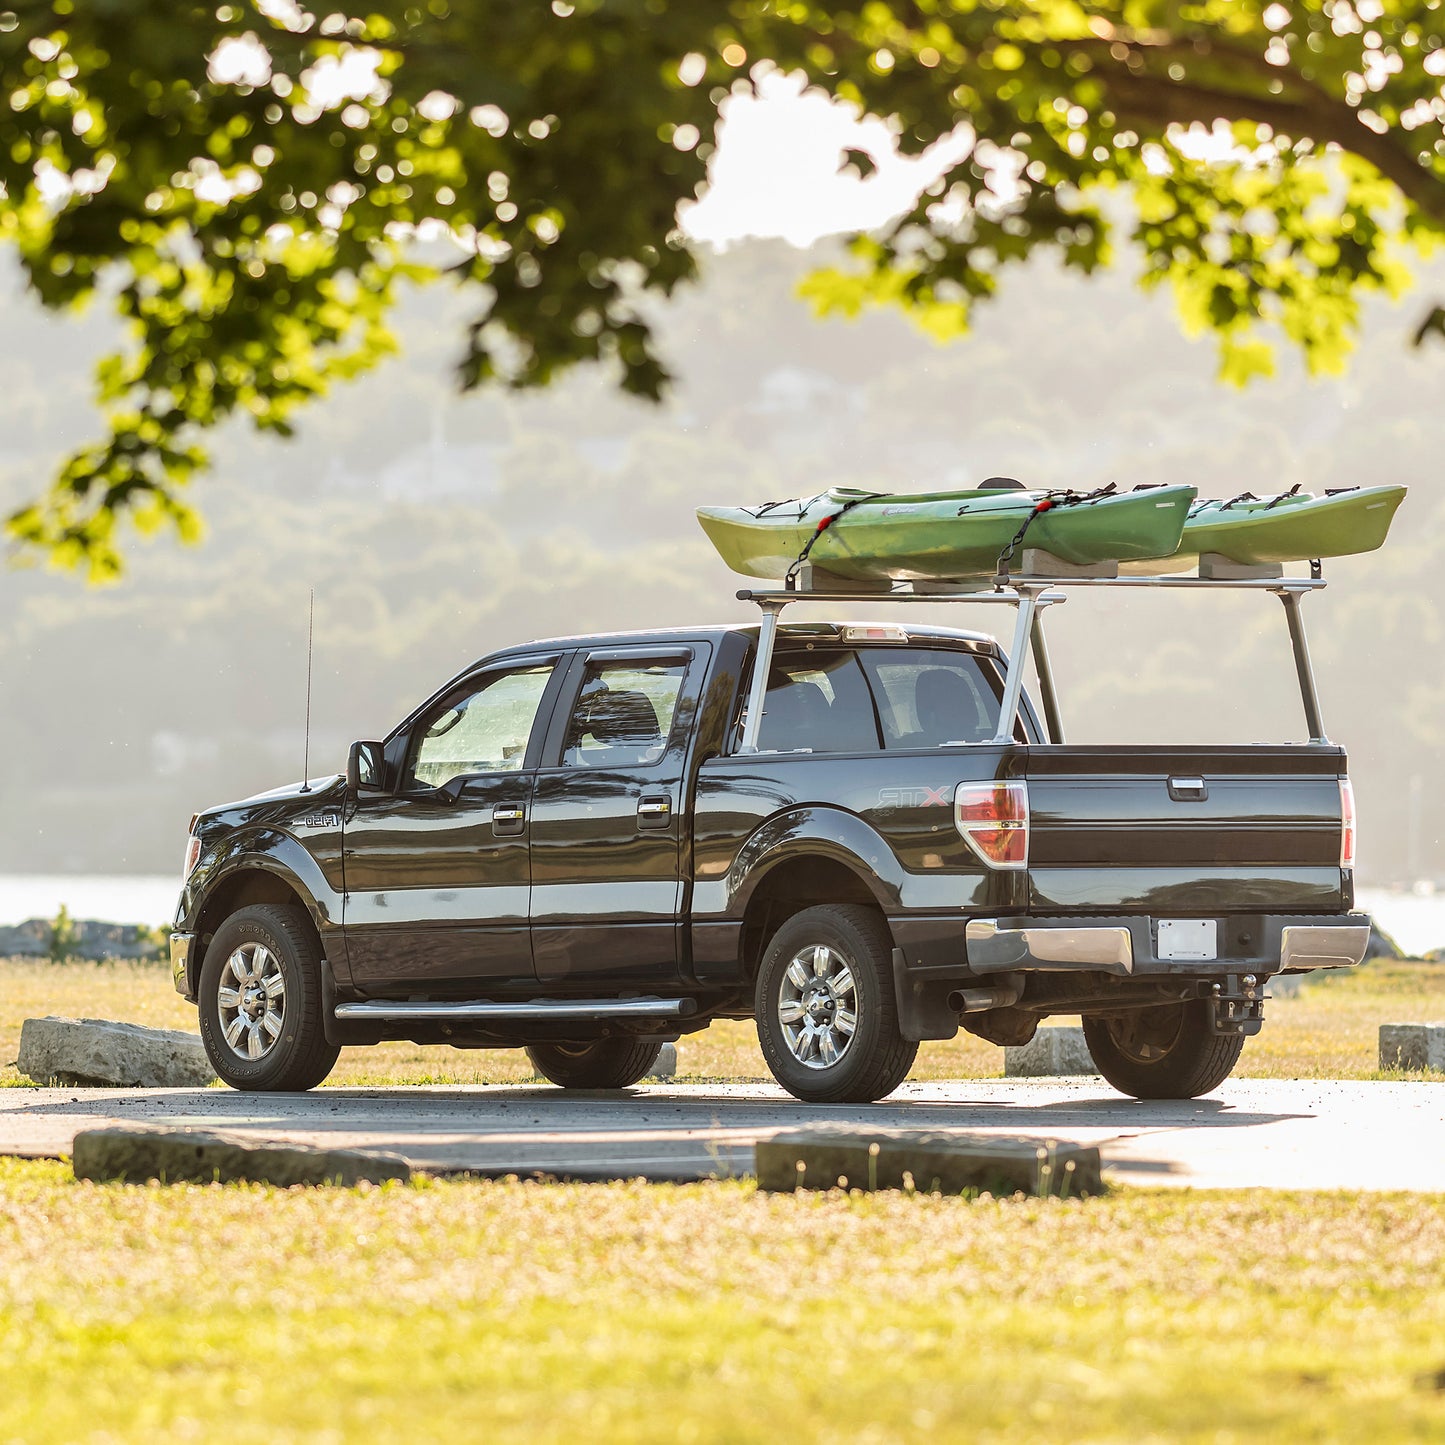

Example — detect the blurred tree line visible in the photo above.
[0,236,1439,879]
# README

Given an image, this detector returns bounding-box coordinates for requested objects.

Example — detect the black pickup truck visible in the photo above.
[171,582,1369,1104]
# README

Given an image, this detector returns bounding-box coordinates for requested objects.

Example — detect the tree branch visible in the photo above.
[1045,30,1445,225]
[1086,64,1445,225]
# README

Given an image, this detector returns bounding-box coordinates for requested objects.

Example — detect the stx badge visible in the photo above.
[878,786,950,808]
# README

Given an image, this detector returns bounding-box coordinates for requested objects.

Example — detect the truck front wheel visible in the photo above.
[755,904,918,1104]
[1082,1001,1244,1100]
[197,904,341,1092]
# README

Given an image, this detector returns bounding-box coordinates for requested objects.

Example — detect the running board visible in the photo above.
[334,997,696,1022]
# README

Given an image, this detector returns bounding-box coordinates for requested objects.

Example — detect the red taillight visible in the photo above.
[955,780,1029,869]
[183,832,201,880]
[1339,778,1356,871]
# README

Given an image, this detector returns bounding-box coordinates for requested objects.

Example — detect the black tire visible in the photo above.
[754,904,918,1104]
[525,1038,665,1090]
[197,904,341,1092]
[1082,1000,1244,1100]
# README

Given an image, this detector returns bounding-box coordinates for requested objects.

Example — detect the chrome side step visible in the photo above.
[334,997,695,1022]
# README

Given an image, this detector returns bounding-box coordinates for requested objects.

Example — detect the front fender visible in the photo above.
[722,806,904,916]
[183,829,343,943]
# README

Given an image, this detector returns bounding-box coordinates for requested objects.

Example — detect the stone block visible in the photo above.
[72,1125,411,1187]
[17,1016,216,1088]
[647,1042,678,1079]
[1004,1025,1096,1078]
[756,1127,1101,1197]
[1379,1023,1445,1073]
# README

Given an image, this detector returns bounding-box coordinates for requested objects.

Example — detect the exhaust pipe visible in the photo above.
[948,981,1023,1014]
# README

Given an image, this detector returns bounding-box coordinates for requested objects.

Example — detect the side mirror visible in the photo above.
[346,740,384,793]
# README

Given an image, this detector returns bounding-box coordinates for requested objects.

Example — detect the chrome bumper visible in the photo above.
[1279,924,1370,971]
[170,932,196,999]
[965,916,1372,977]
[966,920,1134,975]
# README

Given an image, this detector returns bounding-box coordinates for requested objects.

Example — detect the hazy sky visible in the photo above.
[683,71,970,246]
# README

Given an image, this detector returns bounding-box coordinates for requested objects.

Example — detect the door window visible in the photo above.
[408,665,554,788]
[562,660,688,768]
[858,648,1003,747]
[757,652,881,753]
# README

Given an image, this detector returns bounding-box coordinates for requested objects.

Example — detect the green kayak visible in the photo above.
[697,484,1198,583]
[1125,484,1408,574]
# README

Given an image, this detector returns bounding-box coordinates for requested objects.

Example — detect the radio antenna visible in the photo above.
[299,588,314,794]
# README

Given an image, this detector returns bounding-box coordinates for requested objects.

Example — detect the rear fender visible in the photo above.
[725,806,903,915]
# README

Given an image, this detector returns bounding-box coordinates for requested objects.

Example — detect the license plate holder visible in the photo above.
[1157,919,1218,961]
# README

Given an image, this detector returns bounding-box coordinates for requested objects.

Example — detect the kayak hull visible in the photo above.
[697,486,1197,582]
[1122,485,1407,574]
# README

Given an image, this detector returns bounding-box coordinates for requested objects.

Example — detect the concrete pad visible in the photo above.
[756,1127,1101,1196]
[2,1080,1443,1190]
[1005,1025,1095,1077]
[17,1017,215,1089]
[1380,1023,1445,1072]
[72,1124,410,1187]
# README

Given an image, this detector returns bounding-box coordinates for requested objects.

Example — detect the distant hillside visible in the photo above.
[0,238,1441,878]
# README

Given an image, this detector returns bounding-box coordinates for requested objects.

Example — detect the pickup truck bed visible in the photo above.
[170,588,1369,1104]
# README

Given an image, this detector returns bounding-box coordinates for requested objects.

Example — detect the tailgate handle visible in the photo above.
[1168,776,1208,801]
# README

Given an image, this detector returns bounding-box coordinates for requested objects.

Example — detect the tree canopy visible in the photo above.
[2,0,1444,575]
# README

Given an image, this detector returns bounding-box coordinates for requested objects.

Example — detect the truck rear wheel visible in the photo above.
[1083,1000,1244,1100]
[525,1038,665,1090]
[197,904,340,1092]
[755,904,918,1104]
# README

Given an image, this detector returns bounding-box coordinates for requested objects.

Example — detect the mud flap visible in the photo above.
[891,948,961,1042]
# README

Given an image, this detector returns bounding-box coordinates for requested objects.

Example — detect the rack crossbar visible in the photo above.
[734,568,1330,752]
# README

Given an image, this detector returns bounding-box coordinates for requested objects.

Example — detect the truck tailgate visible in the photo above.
[1024,745,1348,914]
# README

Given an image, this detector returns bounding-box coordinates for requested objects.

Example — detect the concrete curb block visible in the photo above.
[646,1043,678,1079]
[1379,1022,1445,1073]
[756,1127,1102,1196]
[1004,1025,1096,1078]
[18,1016,217,1088]
[72,1125,412,1187]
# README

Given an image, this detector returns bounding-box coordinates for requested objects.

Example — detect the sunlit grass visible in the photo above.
[2,956,1443,1088]
[0,1158,1442,1443]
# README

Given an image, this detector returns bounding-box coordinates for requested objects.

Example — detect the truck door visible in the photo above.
[341,658,567,990]
[527,645,707,986]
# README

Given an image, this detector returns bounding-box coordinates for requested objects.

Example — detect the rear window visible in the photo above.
[857,648,1003,748]
[757,651,881,753]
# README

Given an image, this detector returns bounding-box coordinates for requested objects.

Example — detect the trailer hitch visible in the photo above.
[1203,973,1266,1037]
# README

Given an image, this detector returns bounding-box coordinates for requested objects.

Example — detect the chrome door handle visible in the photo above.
[637,796,672,829]
[492,803,526,836]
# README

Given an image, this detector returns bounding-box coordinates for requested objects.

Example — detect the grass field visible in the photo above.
[0,1159,1441,1443]
[3,955,1443,1087]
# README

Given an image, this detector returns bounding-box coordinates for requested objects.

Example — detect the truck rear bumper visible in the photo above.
[964,914,1372,977]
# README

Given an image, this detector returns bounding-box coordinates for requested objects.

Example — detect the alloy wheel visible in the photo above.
[215,941,287,1061]
[776,943,858,1069]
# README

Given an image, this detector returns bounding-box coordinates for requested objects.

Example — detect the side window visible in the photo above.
[562,659,688,768]
[757,651,881,753]
[408,665,554,788]
[858,648,1003,747]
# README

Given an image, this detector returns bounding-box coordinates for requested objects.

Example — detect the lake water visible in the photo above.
[0,875,1441,955]
[0,875,181,930]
